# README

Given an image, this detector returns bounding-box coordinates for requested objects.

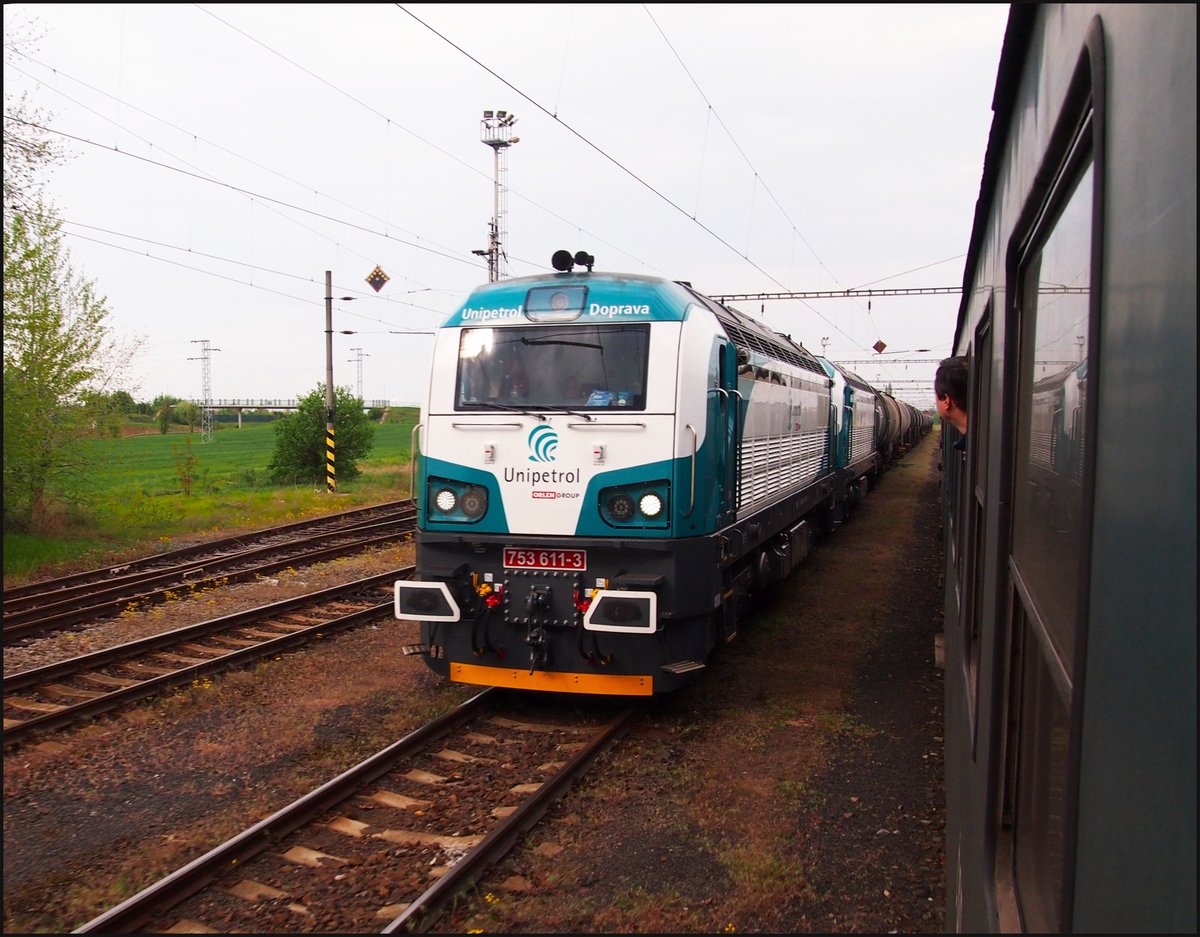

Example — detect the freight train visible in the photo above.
[939,4,1195,932]
[394,249,929,696]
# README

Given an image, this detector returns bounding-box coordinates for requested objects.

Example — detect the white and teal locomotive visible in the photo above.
[395,251,922,695]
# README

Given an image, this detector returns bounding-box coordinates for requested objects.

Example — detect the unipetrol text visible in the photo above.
[460,305,524,322]
[457,303,652,322]
[503,467,581,485]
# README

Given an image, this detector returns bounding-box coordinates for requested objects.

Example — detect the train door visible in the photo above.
[841,386,854,470]
[715,339,740,524]
[998,106,1098,933]
[875,395,886,471]
[828,397,840,473]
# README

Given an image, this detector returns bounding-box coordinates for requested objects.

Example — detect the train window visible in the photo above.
[964,315,991,747]
[524,284,587,322]
[455,323,650,411]
[1009,599,1072,933]
[1012,160,1092,678]
[1003,115,1096,932]
[944,358,968,580]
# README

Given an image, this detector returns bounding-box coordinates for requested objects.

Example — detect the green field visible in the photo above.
[3,411,419,581]
[79,420,416,494]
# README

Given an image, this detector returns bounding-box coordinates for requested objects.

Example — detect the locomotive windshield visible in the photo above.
[456,323,650,411]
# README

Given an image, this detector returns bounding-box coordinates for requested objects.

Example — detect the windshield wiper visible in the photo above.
[527,403,594,422]
[469,401,546,421]
[519,337,603,350]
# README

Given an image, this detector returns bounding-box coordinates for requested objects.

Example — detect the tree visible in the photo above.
[153,395,179,435]
[4,14,141,531]
[109,390,136,414]
[2,203,137,529]
[174,401,200,432]
[3,15,66,215]
[267,385,376,486]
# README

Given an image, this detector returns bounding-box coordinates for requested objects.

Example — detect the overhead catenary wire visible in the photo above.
[7,5,971,406]
[397,3,892,357]
[7,35,660,279]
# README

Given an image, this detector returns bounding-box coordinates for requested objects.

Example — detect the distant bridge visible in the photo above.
[183,398,415,428]
[185,398,393,410]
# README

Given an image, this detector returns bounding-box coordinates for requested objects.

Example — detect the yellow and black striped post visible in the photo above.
[323,269,360,494]
[324,270,336,494]
[326,422,336,492]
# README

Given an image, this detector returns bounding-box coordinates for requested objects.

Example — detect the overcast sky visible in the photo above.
[5,3,1010,410]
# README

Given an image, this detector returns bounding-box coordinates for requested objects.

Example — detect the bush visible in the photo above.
[267,385,375,486]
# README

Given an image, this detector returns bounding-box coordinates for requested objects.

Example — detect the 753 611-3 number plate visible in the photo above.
[503,547,586,571]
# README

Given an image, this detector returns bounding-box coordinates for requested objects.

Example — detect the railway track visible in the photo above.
[73,688,637,934]
[3,569,410,749]
[3,503,416,644]
[4,500,413,604]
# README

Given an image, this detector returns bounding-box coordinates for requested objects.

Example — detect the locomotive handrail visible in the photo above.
[567,421,646,428]
[684,423,697,516]
[729,389,744,515]
[410,422,423,508]
[450,422,523,428]
[714,387,732,518]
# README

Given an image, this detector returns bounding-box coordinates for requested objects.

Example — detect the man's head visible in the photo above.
[935,355,969,434]
[562,375,584,400]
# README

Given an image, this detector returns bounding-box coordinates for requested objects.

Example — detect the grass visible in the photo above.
[3,412,419,582]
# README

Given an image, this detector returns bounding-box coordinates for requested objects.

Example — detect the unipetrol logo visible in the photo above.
[528,425,558,462]
[455,301,653,324]
[459,305,523,322]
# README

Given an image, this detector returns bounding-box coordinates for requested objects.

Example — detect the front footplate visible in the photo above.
[660,660,706,675]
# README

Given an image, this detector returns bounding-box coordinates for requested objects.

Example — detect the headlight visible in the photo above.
[598,480,670,529]
[607,493,635,521]
[638,492,663,518]
[460,486,487,518]
[427,477,490,524]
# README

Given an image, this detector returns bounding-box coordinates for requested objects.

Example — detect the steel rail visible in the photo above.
[2,499,414,603]
[4,525,413,643]
[3,568,412,748]
[383,704,638,933]
[71,689,501,935]
[71,691,637,935]
[3,510,414,619]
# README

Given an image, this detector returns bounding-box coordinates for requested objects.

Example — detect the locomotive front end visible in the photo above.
[396,269,727,695]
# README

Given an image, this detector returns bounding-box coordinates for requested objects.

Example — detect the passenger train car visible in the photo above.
[395,250,927,696]
[940,4,1195,932]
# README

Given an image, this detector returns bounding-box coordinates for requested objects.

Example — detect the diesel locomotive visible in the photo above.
[396,249,927,696]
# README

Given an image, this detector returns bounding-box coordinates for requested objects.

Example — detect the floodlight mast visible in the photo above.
[477,110,518,281]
